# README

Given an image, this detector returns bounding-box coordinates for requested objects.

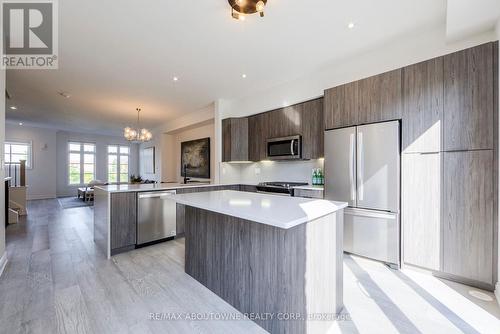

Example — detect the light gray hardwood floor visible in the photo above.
[1,199,500,334]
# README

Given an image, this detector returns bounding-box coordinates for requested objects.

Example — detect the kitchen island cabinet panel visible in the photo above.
[110,192,137,254]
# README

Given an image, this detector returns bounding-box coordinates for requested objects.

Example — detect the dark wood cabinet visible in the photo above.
[176,185,244,235]
[248,113,267,162]
[301,98,324,159]
[324,81,358,130]
[267,105,302,139]
[324,69,401,129]
[443,43,494,150]
[443,150,494,285]
[247,98,324,161]
[110,192,137,253]
[357,69,403,124]
[402,57,444,153]
[222,118,249,162]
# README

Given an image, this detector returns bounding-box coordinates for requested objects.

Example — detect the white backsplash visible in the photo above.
[220,159,324,185]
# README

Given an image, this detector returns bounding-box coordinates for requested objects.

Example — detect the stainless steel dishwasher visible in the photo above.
[137,190,177,245]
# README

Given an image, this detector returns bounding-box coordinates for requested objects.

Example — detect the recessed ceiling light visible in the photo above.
[10,106,17,110]
[19,122,23,126]
[242,74,247,78]
[348,22,355,29]
[58,91,71,98]
[173,77,179,82]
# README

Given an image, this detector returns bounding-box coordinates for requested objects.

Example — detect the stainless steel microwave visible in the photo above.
[266,135,302,160]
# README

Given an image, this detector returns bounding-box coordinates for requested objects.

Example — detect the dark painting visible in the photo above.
[181,137,210,179]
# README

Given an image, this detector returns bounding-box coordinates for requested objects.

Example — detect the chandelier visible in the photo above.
[124,108,153,142]
[229,0,267,20]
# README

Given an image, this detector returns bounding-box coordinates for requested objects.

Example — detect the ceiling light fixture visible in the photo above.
[173,76,179,82]
[10,106,17,110]
[19,122,23,126]
[348,22,355,29]
[124,107,153,142]
[229,0,267,20]
[242,74,247,78]
[58,91,71,98]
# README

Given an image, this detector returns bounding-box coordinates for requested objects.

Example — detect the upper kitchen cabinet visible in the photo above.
[301,98,324,159]
[324,81,359,130]
[222,117,249,162]
[402,58,444,153]
[358,69,403,124]
[247,98,324,161]
[267,105,302,139]
[443,42,495,151]
[248,113,267,162]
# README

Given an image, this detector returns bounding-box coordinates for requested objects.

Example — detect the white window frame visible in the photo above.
[68,142,96,186]
[107,145,130,184]
[4,140,33,169]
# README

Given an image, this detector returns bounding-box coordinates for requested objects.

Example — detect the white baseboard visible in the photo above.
[0,252,7,278]
[495,282,500,307]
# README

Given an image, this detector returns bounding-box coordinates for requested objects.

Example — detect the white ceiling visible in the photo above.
[6,0,449,135]
[446,0,500,41]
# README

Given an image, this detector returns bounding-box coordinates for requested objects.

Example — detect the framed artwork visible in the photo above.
[181,137,210,179]
[142,147,155,174]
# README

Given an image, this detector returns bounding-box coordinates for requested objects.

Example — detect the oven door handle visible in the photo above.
[290,139,295,156]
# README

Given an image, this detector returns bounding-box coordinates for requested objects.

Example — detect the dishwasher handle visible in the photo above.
[138,191,177,199]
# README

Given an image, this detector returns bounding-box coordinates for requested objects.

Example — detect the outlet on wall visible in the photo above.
[254,167,261,175]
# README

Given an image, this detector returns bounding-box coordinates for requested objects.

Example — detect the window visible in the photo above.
[5,141,32,168]
[68,142,95,185]
[108,145,130,184]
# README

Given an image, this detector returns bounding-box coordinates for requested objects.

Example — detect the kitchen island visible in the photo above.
[172,190,347,334]
[93,183,245,258]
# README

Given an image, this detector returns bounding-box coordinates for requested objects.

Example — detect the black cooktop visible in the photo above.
[256,182,308,195]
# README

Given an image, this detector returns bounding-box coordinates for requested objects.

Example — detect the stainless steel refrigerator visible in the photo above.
[324,120,400,268]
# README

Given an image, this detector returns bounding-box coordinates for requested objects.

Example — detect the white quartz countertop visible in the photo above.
[172,190,347,229]
[95,183,239,193]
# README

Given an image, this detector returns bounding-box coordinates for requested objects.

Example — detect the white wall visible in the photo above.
[56,131,139,197]
[138,135,162,183]
[216,24,498,185]
[169,122,215,183]
[220,25,496,120]
[221,160,324,185]
[0,66,6,273]
[5,123,57,199]
[139,104,215,183]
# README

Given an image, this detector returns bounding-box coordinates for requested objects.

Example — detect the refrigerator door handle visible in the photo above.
[349,133,356,201]
[357,130,364,201]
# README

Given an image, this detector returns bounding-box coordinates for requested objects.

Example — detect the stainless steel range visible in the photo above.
[256,182,308,196]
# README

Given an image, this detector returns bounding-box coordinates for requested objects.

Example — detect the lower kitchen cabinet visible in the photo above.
[402,153,442,271]
[443,150,494,285]
[402,150,495,287]
[110,192,137,253]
